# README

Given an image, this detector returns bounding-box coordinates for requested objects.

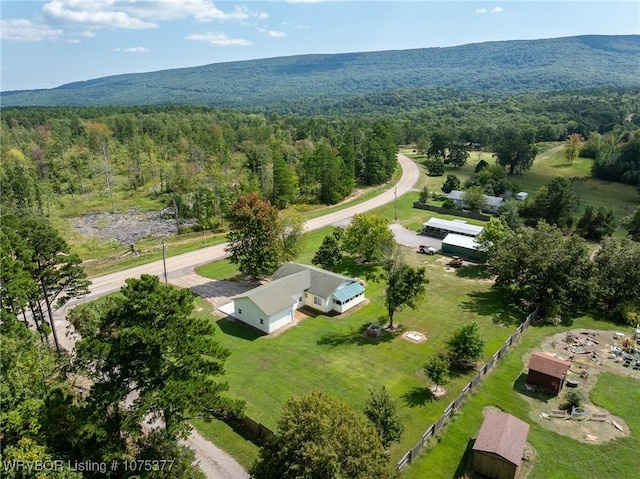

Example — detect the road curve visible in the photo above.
[81,154,420,301]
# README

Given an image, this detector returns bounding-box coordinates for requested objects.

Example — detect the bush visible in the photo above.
[563,390,584,411]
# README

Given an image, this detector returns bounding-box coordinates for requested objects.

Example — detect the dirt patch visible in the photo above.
[429,386,447,398]
[517,329,636,444]
[69,207,197,246]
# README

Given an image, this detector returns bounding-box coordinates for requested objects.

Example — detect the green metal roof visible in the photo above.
[332,282,365,302]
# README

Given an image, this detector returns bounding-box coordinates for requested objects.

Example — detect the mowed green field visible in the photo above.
[405,144,639,227]
[401,319,639,479]
[190,150,638,473]
[193,227,522,470]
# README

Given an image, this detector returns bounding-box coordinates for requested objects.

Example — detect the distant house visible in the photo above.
[515,191,528,201]
[472,411,530,479]
[422,217,484,238]
[442,233,482,261]
[229,263,365,334]
[447,190,504,214]
[527,352,571,395]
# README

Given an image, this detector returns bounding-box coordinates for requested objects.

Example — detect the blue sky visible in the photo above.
[1,1,638,92]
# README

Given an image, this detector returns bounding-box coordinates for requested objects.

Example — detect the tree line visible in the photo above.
[1,108,398,232]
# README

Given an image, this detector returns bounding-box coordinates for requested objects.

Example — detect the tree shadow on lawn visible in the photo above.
[454,264,494,281]
[513,372,554,403]
[332,258,379,282]
[316,318,397,347]
[402,386,437,407]
[215,317,262,341]
[461,290,522,326]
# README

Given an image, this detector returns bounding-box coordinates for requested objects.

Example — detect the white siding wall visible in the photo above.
[268,308,294,333]
[233,297,269,333]
[233,298,294,334]
[331,293,366,314]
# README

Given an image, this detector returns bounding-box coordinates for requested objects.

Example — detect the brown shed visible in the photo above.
[472,411,530,479]
[527,351,571,395]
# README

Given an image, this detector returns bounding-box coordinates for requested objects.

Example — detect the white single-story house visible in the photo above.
[448,190,504,214]
[422,217,484,238]
[229,263,366,334]
[515,191,529,201]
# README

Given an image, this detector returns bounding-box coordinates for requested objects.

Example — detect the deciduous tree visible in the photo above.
[564,133,583,165]
[380,248,428,329]
[276,209,305,262]
[342,213,394,263]
[622,206,640,242]
[493,126,538,175]
[488,222,595,319]
[462,186,488,213]
[250,391,389,479]
[521,177,579,229]
[592,238,640,323]
[363,386,404,448]
[226,193,280,279]
[423,353,450,394]
[446,322,485,367]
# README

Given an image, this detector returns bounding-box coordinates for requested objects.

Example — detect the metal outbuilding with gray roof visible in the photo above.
[441,233,483,261]
[422,217,484,238]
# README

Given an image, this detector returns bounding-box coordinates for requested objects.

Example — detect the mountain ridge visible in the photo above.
[2,35,638,110]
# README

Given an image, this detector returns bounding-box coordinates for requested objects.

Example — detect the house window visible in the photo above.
[334,299,342,305]
[260,318,264,324]
[238,308,242,314]
[313,296,322,306]
[299,297,302,302]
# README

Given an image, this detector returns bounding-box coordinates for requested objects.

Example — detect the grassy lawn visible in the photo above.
[403,144,639,229]
[193,237,523,470]
[400,318,638,479]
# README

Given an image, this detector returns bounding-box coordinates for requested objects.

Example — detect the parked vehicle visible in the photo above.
[418,245,437,255]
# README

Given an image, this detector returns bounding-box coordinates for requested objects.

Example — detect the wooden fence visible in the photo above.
[395,310,537,472]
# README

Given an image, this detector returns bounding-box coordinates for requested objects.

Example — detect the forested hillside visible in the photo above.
[2,35,638,110]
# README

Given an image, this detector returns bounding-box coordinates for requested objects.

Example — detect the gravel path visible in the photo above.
[183,429,249,479]
[389,223,442,250]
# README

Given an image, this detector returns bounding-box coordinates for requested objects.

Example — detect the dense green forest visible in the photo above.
[2,87,639,231]
[2,35,638,110]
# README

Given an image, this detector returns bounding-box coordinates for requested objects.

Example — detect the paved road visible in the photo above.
[53,153,420,479]
[74,153,420,302]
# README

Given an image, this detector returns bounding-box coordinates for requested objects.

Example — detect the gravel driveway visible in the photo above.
[390,223,442,250]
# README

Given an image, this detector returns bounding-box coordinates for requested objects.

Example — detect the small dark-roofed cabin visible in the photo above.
[472,411,530,479]
[527,351,571,395]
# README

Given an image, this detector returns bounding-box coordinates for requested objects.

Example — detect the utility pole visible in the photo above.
[161,238,168,285]
[394,186,398,221]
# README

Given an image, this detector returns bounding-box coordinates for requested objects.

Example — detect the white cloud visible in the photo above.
[475,6,504,14]
[123,46,150,53]
[68,38,82,43]
[185,32,252,46]
[81,30,96,37]
[0,19,64,41]
[259,28,286,38]
[124,1,255,22]
[43,1,157,29]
